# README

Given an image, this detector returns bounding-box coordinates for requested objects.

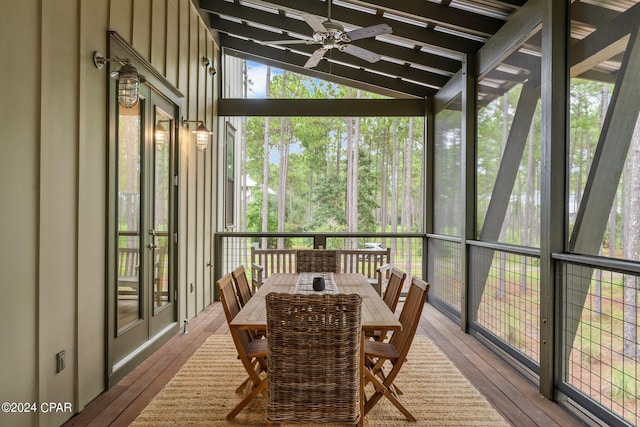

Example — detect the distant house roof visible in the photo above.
[245,176,276,195]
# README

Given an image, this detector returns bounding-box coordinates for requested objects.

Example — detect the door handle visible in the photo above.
[148,243,158,250]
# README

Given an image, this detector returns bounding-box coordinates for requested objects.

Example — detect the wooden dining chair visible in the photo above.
[368,267,407,342]
[296,249,339,272]
[231,265,266,339]
[231,265,252,307]
[265,292,364,426]
[216,273,268,420]
[363,276,430,421]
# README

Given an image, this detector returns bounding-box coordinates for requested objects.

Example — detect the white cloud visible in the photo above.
[246,61,283,98]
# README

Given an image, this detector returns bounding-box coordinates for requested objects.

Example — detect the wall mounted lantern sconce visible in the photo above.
[155,121,168,151]
[201,56,217,77]
[93,52,145,108]
[182,118,213,151]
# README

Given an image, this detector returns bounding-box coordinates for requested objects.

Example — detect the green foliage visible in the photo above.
[612,364,640,400]
[308,172,347,231]
[240,67,424,234]
[246,193,277,232]
[502,307,522,348]
[578,322,601,364]
[355,149,379,231]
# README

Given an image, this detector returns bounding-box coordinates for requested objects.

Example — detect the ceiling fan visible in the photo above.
[264,0,392,68]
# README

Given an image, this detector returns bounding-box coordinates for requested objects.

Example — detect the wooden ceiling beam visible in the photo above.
[209,15,460,75]
[219,98,427,117]
[221,35,436,98]
[337,0,505,35]
[200,0,481,55]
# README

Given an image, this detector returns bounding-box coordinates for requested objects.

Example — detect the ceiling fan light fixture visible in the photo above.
[265,0,393,69]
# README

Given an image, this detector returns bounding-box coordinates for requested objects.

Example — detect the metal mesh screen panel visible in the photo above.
[428,239,462,313]
[326,237,422,295]
[563,262,640,426]
[219,236,313,281]
[471,246,540,364]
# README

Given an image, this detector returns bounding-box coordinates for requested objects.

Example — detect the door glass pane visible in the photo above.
[117,102,143,331]
[153,108,171,309]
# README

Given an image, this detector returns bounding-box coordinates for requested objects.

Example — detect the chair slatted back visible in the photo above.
[389,276,430,368]
[217,273,269,420]
[250,247,298,275]
[371,267,407,342]
[154,245,168,306]
[266,292,363,424]
[296,249,339,273]
[217,274,252,355]
[363,276,430,421]
[383,267,406,313]
[250,247,298,289]
[118,247,139,277]
[231,265,252,307]
[338,248,391,278]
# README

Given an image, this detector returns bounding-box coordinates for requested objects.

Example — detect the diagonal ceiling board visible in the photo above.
[483,0,526,6]
[570,1,620,28]
[199,0,482,56]
[483,68,530,84]
[222,35,436,98]
[576,69,617,84]
[211,18,451,88]
[264,0,506,36]
[209,16,460,75]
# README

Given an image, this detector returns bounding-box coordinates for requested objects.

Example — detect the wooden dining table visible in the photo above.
[230,272,401,333]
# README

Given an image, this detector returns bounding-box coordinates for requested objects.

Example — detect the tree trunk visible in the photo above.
[498,93,509,297]
[261,66,271,249]
[277,73,288,249]
[595,250,602,315]
[521,119,535,290]
[380,127,389,232]
[344,106,360,249]
[240,61,248,259]
[622,118,640,359]
[403,118,414,273]
[390,118,399,254]
[345,113,357,247]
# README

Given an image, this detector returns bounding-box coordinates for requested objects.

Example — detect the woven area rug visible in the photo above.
[131,335,509,426]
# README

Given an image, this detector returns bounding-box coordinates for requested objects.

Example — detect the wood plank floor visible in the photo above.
[63,302,589,427]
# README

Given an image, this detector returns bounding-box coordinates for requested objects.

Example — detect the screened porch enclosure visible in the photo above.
[212,2,640,425]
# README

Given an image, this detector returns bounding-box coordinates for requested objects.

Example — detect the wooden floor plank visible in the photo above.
[63,301,587,427]
[422,312,536,426]
[421,306,585,427]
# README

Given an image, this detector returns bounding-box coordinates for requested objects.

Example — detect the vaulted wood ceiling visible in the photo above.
[199,0,526,98]
[199,0,636,100]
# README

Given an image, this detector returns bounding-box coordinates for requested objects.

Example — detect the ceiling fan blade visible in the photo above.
[301,13,328,33]
[263,39,314,45]
[304,48,327,68]
[340,44,382,63]
[345,23,392,41]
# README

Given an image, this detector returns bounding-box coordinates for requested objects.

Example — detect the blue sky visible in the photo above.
[246,61,283,98]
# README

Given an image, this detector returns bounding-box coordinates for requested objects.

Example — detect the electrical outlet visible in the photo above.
[56,350,66,373]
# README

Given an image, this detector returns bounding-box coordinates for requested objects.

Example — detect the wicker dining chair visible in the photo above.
[296,249,339,272]
[231,265,253,307]
[367,267,407,342]
[265,292,364,426]
[216,273,268,420]
[363,276,430,422]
